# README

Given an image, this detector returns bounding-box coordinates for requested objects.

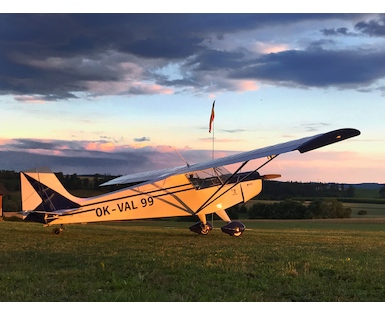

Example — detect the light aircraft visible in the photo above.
[20,128,360,236]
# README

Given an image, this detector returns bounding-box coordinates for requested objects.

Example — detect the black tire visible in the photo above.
[52,228,61,235]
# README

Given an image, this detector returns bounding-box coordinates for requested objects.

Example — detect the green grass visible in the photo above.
[2,219,385,302]
[355,188,381,199]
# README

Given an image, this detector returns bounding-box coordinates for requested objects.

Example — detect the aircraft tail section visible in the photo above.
[20,167,82,222]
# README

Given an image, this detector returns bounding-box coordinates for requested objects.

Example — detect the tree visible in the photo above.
[379,185,385,198]
[345,185,355,197]
[308,198,351,219]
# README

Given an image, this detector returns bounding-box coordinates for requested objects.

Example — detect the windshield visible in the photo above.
[186,166,231,189]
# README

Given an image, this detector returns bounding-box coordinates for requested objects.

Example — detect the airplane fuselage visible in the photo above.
[23,171,263,226]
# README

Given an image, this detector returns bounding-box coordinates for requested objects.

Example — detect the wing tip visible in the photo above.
[298,128,360,153]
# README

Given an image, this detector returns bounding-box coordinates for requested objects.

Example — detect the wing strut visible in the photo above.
[196,154,279,214]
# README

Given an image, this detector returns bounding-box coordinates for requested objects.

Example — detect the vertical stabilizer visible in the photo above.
[20,167,82,214]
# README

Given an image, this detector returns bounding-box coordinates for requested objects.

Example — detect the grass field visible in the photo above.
[1,218,385,302]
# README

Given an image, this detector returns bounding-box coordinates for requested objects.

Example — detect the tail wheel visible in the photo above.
[52,228,61,235]
[52,225,64,235]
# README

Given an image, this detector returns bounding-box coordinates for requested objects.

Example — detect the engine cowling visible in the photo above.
[221,221,245,237]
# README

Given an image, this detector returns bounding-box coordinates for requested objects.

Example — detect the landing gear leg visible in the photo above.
[189,214,213,235]
[52,224,65,235]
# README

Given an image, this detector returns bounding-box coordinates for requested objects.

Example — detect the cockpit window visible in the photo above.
[186,167,262,190]
[186,167,231,189]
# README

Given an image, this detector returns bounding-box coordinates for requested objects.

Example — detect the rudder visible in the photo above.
[20,167,81,215]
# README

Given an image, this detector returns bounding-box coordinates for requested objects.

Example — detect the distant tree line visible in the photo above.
[54,172,116,191]
[181,198,351,221]
[380,185,385,198]
[0,171,116,192]
[0,170,20,192]
[247,199,352,219]
[259,180,356,200]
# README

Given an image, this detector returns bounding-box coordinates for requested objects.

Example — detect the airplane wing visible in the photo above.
[101,128,360,186]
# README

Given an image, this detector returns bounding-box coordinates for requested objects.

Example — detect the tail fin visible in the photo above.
[20,167,81,221]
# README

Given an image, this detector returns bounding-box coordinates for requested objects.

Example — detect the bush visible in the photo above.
[308,198,351,218]
[357,210,368,216]
[247,200,308,219]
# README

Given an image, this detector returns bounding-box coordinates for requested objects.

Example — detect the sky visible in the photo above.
[1,3,385,184]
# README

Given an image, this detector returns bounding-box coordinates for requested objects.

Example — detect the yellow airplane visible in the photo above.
[20,128,360,236]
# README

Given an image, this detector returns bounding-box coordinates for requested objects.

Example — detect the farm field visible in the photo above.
[1,219,385,302]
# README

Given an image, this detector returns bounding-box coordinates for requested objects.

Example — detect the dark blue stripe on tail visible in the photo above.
[24,174,80,212]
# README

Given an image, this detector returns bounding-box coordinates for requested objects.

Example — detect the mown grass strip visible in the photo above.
[1,220,385,301]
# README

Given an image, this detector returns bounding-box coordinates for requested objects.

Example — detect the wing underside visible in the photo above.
[101,128,360,187]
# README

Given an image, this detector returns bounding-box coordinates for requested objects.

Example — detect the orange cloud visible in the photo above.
[0,138,13,146]
[252,42,290,54]
[233,80,259,92]
[86,80,174,96]
[84,142,116,152]
[13,95,47,104]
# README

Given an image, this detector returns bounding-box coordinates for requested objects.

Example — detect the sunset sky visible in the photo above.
[1,4,384,184]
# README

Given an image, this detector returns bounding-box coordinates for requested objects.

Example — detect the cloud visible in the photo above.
[133,137,151,142]
[0,136,382,183]
[321,27,357,37]
[219,129,247,133]
[300,123,330,132]
[355,16,385,37]
[0,137,209,175]
[232,47,385,88]
[1,13,384,101]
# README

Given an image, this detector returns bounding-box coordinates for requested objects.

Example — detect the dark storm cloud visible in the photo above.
[187,49,246,71]
[231,48,385,88]
[2,138,83,152]
[321,27,356,36]
[355,15,385,37]
[0,13,383,100]
[322,15,385,37]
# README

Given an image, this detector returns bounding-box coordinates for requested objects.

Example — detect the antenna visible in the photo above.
[171,146,190,168]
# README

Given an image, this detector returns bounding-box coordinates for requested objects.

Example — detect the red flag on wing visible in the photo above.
[209,101,215,133]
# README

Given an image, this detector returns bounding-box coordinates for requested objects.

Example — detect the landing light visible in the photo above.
[216,203,223,209]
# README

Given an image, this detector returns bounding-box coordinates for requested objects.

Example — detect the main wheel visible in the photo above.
[233,231,243,237]
[200,224,211,235]
[221,221,245,236]
[189,222,213,235]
